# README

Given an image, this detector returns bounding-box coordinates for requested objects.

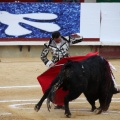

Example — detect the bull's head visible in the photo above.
[46,61,73,111]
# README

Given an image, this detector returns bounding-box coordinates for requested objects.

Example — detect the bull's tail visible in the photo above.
[105,59,119,94]
[103,58,116,90]
[102,58,117,111]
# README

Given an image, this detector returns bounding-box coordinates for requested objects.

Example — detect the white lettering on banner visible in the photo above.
[0,11,60,36]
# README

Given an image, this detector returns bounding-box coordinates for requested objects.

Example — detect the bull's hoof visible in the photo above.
[91,106,96,112]
[65,114,71,118]
[65,112,71,118]
[34,104,40,112]
[94,108,102,114]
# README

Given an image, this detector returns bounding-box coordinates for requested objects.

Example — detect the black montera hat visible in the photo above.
[52,31,61,39]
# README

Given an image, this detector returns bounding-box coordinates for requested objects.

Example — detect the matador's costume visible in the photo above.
[41,35,83,67]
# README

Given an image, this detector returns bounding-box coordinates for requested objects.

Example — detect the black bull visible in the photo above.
[34,55,119,117]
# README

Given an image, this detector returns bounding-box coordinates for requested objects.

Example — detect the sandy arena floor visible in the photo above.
[0,58,120,120]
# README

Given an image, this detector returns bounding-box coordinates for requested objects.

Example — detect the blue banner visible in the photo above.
[0,3,80,38]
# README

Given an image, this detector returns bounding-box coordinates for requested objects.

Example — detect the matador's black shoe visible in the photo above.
[54,105,65,110]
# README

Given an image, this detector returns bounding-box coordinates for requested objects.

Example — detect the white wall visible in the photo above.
[80,3,120,43]
[100,3,120,43]
[80,3,100,38]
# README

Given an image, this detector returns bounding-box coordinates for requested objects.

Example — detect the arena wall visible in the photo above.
[0,45,97,58]
[0,3,120,59]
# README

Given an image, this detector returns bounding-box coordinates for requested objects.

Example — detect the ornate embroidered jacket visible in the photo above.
[41,35,83,67]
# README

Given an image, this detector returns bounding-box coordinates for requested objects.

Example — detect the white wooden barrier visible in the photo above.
[0,41,119,46]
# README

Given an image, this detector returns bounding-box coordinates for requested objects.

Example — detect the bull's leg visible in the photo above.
[64,96,71,117]
[93,96,105,114]
[84,92,97,112]
[95,93,113,114]
[86,98,96,112]
[64,91,82,117]
[34,87,51,112]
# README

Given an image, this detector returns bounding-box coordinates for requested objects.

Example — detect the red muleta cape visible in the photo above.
[37,52,99,105]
